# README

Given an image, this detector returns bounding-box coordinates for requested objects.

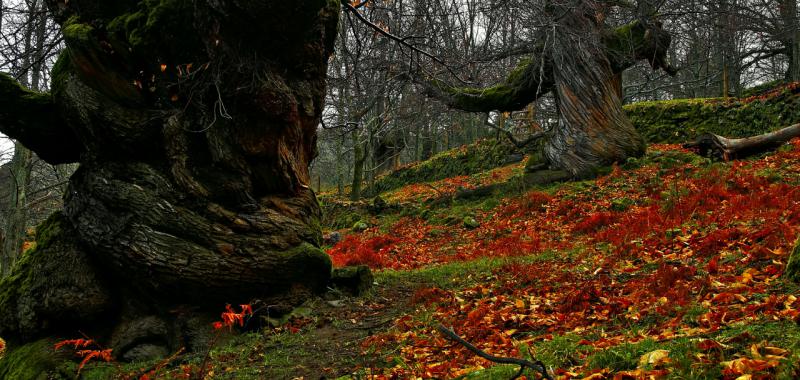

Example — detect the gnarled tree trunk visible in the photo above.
[418,0,675,177]
[545,1,645,177]
[0,0,341,361]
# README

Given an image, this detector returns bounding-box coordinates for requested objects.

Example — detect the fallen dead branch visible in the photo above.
[436,324,553,380]
[683,123,800,160]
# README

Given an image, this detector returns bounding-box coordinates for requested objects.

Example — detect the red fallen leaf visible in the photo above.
[706,255,720,274]
[724,331,756,344]
[411,287,452,306]
[697,339,726,351]
[721,358,779,376]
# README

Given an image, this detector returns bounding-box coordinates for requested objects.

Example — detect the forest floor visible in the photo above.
[85,141,800,379]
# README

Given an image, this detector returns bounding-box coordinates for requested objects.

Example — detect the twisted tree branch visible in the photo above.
[436,323,552,380]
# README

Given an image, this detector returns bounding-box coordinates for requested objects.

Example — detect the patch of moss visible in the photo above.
[49,50,73,98]
[624,86,800,143]
[282,242,333,292]
[785,236,800,283]
[0,214,68,339]
[107,0,201,64]
[0,339,69,380]
[368,139,517,195]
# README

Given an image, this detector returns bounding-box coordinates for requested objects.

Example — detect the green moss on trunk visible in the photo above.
[0,339,69,380]
[0,213,112,343]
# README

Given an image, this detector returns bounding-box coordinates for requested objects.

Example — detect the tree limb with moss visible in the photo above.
[0,74,81,164]
[420,19,675,114]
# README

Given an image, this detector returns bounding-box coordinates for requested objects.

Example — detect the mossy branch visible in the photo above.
[421,19,676,113]
[0,74,81,164]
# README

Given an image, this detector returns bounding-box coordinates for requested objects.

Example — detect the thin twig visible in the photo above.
[436,324,552,380]
[485,118,548,149]
[341,0,473,85]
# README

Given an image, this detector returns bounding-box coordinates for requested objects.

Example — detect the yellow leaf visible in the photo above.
[515,299,525,309]
[638,349,670,368]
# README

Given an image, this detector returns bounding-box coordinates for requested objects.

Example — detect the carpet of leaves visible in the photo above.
[380,161,525,204]
[327,141,800,379]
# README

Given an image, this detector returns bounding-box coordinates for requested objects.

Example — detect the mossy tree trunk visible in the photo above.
[419,0,675,177]
[0,0,341,352]
[0,143,32,278]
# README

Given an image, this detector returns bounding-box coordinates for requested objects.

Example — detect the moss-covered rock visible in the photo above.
[330,265,373,296]
[0,339,70,380]
[463,216,480,229]
[624,84,800,143]
[353,221,369,232]
[0,213,112,343]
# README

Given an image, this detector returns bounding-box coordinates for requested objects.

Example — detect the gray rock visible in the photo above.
[121,344,170,363]
[324,231,342,245]
[111,316,169,362]
[352,221,369,232]
[330,265,373,296]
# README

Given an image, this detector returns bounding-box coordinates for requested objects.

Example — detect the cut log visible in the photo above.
[683,123,800,160]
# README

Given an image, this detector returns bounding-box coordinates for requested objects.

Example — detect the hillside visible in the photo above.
[66,113,800,379]
[359,83,800,201]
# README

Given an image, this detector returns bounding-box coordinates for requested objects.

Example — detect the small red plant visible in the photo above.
[0,336,6,358]
[573,211,616,233]
[214,304,254,330]
[54,338,114,375]
[198,304,256,379]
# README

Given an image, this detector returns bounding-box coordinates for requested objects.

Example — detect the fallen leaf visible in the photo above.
[639,349,670,368]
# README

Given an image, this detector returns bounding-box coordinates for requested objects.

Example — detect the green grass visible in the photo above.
[375,250,574,292]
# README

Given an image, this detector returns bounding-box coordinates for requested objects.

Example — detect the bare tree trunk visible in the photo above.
[1,143,32,277]
[351,128,365,201]
[783,0,800,81]
[0,0,41,276]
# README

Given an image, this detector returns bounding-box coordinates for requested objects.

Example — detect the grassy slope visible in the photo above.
[328,143,800,379]
[72,141,800,380]
[65,91,800,379]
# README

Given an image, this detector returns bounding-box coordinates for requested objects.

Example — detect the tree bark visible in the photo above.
[351,128,366,201]
[0,0,342,350]
[782,0,800,81]
[545,1,646,177]
[0,143,32,278]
